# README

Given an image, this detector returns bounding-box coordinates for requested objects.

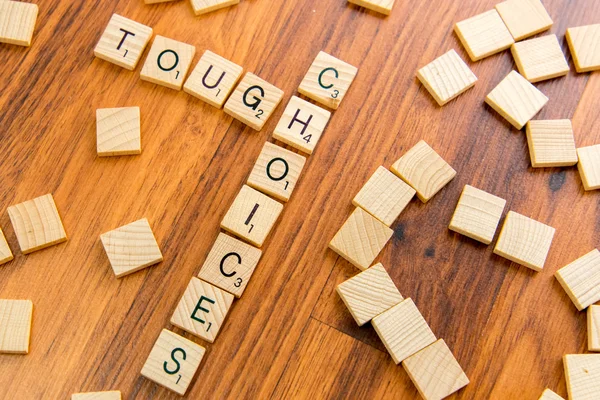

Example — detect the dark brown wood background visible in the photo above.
[1,0,599,398]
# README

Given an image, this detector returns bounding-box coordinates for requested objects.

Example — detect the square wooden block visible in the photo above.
[563,354,600,400]
[298,51,358,110]
[71,391,121,400]
[190,0,240,16]
[170,277,234,343]
[454,10,514,62]
[272,96,331,155]
[577,144,600,191]
[220,185,284,247]
[417,49,477,106]
[0,1,38,47]
[495,0,553,41]
[589,305,600,352]
[336,263,403,326]
[0,228,14,265]
[372,298,436,364]
[329,207,393,271]
[141,329,206,395]
[223,73,284,131]
[555,249,600,311]
[391,140,456,203]
[198,232,262,298]
[7,193,68,254]
[538,389,564,400]
[494,211,555,271]
[94,14,153,70]
[140,35,196,90]
[96,107,141,157]
[485,70,548,130]
[100,218,163,278]
[347,0,395,16]
[183,50,243,108]
[511,35,569,83]
[0,299,33,354]
[449,185,506,245]
[403,339,470,400]
[526,120,578,168]
[567,24,600,73]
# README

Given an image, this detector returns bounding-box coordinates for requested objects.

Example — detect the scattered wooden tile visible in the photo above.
[391,140,456,203]
[220,185,284,247]
[403,339,470,400]
[454,10,514,62]
[140,35,196,90]
[0,1,38,47]
[577,144,600,191]
[0,299,33,354]
[198,232,262,298]
[190,0,240,16]
[141,329,206,395]
[538,389,564,400]
[566,24,600,73]
[347,0,395,16]
[495,0,553,41]
[100,218,163,278]
[485,70,548,130]
[494,211,555,271]
[329,207,393,271]
[71,391,121,400]
[511,35,569,83]
[7,194,68,254]
[0,228,14,265]
[298,51,358,110]
[589,305,600,352]
[94,14,153,70]
[96,107,141,157]
[555,249,600,311]
[526,119,578,168]
[272,96,331,155]
[563,354,600,400]
[170,277,234,343]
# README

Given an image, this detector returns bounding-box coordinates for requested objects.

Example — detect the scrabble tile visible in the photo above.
[511,35,569,83]
[566,24,600,73]
[352,166,416,226]
[141,329,205,395]
[563,354,600,400]
[390,140,456,203]
[140,35,196,90]
[589,305,600,352]
[0,299,33,354]
[495,0,553,41]
[347,0,395,16]
[449,185,506,245]
[247,142,307,202]
[577,144,600,191]
[272,96,331,155]
[190,0,240,16]
[298,51,358,110]
[555,249,600,311]
[96,107,141,157]
[538,389,564,400]
[220,185,284,247]
[403,339,470,400]
[223,73,284,131]
[336,263,403,326]
[526,120,578,168]
[493,211,555,272]
[485,70,548,130]
[329,207,393,271]
[7,194,67,254]
[100,218,163,278]
[94,14,153,70]
[371,298,436,364]
[170,278,234,343]
[71,391,121,400]
[183,50,243,108]
[0,1,38,47]
[416,49,477,106]
[454,10,514,62]
[0,228,14,265]
[198,232,262,298]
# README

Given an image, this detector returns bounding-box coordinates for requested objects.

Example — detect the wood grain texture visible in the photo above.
[511,34,569,83]
[71,391,122,400]
[526,119,578,168]
[576,144,600,191]
[0,299,33,354]
[0,1,38,47]
[96,107,141,157]
[454,10,514,62]
[588,305,600,352]
[0,228,14,265]
[563,354,600,400]
[538,388,564,400]
[495,0,553,41]
[555,249,600,311]
[566,24,600,73]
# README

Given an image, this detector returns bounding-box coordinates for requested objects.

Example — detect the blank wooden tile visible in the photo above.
[494,211,555,272]
[563,354,600,400]
[0,1,38,47]
[94,14,153,70]
[190,0,240,16]
[371,298,436,364]
[71,391,121,400]
[449,185,506,245]
[198,232,262,298]
[298,51,358,110]
[555,249,600,311]
[566,24,600,73]
[391,140,456,203]
[0,228,14,265]
[336,263,403,326]
[220,185,284,247]
[183,50,243,108]
[526,120,578,168]
[7,194,67,254]
[141,329,205,395]
[0,299,33,354]
[454,10,514,62]
[140,35,196,90]
[100,218,163,278]
[589,305,600,352]
[223,73,284,131]
[329,207,393,271]
[538,389,564,400]
[347,0,395,16]
[577,144,600,191]
[511,35,569,83]
[272,96,331,155]
[495,0,553,41]
[403,339,470,400]
[485,70,548,130]
[170,277,234,343]
[96,107,141,157]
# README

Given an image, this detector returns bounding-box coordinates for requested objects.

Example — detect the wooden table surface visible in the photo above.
[1,0,599,398]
